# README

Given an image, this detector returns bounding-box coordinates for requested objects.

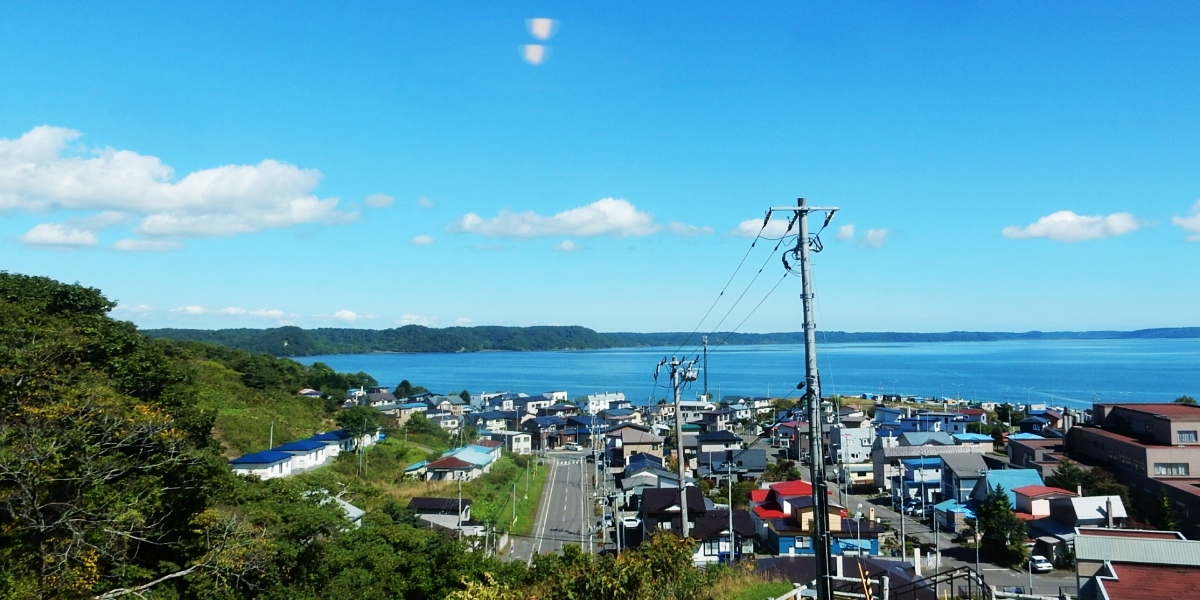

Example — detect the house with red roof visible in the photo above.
[1076,527,1200,600]
[1014,485,1076,518]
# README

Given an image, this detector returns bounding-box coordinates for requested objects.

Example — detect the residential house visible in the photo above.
[638,487,756,565]
[426,410,461,431]
[1014,485,1077,518]
[871,443,984,494]
[408,497,484,537]
[952,433,995,453]
[830,424,875,465]
[606,424,665,466]
[297,388,322,398]
[426,455,483,481]
[230,450,293,479]
[936,453,989,531]
[537,403,579,418]
[517,395,555,415]
[873,406,908,426]
[396,401,429,425]
[469,410,521,432]
[696,448,768,483]
[272,439,333,472]
[955,408,989,424]
[970,469,1045,505]
[698,409,735,433]
[481,430,532,455]
[1017,416,1052,435]
[762,496,883,557]
[890,457,942,506]
[523,416,569,451]
[696,430,744,456]
[585,392,626,415]
[365,386,397,407]
[677,399,717,424]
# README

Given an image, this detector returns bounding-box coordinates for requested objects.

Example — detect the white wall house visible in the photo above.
[230,450,294,480]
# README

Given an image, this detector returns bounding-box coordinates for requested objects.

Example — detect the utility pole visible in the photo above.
[269,421,274,448]
[703,336,709,401]
[771,197,838,600]
[727,454,735,563]
[657,355,699,538]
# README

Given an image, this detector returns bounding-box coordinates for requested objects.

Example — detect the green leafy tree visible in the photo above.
[1046,459,1086,493]
[1151,485,1180,531]
[764,457,802,482]
[976,485,1028,566]
[336,405,383,440]
[1176,395,1197,405]
[1080,466,1129,504]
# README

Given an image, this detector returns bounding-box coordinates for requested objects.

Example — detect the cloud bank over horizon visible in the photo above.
[1003,210,1141,242]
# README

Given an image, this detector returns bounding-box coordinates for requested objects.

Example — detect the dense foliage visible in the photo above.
[141,325,1200,357]
[975,485,1028,566]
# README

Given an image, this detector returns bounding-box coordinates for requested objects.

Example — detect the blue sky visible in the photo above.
[2,2,1199,333]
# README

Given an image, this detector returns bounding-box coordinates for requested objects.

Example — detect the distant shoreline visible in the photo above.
[139,324,1200,358]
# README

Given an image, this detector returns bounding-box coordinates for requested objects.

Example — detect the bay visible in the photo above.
[293,339,1200,410]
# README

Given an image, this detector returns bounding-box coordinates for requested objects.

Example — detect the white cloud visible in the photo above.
[859,228,890,248]
[522,44,549,65]
[218,306,247,315]
[0,126,356,248]
[411,234,434,245]
[171,305,206,315]
[555,240,578,252]
[668,222,714,236]
[417,196,435,208]
[365,193,394,208]
[1172,200,1200,241]
[112,238,182,252]
[1002,210,1141,242]
[17,223,98,247]
[112,303,152,313]
[449,198,658,239]
[835,224,856,241]
[400,314,435,326]
[731,218,793,238]
[455,317,472,326]
[529,18,557,41]
[251,309,286,318]
[334,310,361,322]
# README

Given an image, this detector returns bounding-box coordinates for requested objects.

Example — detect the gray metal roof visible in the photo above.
[1075,535,1200,566]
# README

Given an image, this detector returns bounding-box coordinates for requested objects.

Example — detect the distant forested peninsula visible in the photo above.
[139,324,1200,357]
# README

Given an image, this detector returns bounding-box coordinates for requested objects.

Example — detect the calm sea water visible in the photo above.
[293,339,1200,410]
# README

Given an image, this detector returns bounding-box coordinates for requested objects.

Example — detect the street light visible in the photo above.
[855,503,863,557]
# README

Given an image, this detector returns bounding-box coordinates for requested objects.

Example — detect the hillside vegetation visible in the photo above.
[143,324,1200,357]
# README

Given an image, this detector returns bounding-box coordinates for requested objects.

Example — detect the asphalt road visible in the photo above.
[509,451,593,564]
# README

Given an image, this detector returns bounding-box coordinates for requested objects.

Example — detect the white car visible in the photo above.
[563,443,580,451]
[621,517,642,529]
[1029,555,1053,574]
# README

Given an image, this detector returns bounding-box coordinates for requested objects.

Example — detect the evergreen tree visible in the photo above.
[1046,459,1085,492]
[976,485,1028,566]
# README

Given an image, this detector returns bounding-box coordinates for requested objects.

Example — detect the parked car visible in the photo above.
[596,515,614,529]
[563,442,580,451]
[621,517,641,529]
[1029,555,1053,574]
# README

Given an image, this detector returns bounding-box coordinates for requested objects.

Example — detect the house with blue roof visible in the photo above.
[310,429,356,456]
[273,439,332,471]
[971,468,1044,506]
[230,450,294,480]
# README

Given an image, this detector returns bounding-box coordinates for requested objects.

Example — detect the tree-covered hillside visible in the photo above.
[144,325,1200,357]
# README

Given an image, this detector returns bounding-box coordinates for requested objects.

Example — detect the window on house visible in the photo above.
[703,539,721,555]
[1178,431,1198,443]
[658,521,671,530]
[1154,463,1190,476]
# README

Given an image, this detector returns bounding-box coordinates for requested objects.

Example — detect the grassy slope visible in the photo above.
[184,356,333,457]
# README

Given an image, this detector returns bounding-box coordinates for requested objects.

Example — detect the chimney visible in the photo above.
[1106,498,1114,528]
[913,547,922,577]
[869,507,876,522]
[1077,485,1082,497]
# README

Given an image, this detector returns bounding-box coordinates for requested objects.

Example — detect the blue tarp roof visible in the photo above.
[230,450,292,465]
[404,461,428,472]
[934,499,975,518]
[1009,433,1046,440]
